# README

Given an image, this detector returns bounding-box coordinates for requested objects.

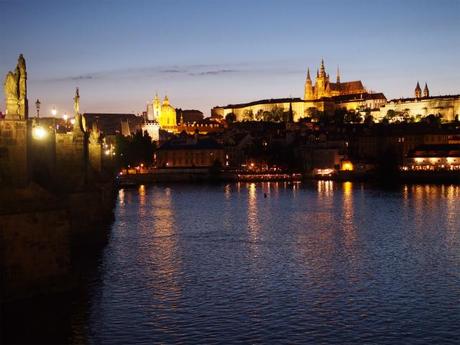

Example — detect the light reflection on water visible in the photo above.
[82,182,460,344]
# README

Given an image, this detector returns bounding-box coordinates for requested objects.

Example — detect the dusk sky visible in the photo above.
[1,0,459,117]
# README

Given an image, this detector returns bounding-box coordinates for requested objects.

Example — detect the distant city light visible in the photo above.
[51,107,57,116]
[63,113,68,121]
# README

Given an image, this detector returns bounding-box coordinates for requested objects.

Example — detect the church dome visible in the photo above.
[159,96,177,127]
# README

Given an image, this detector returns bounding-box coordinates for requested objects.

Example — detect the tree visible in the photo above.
[255,109,265,121]
[364,114,374,124]
[115,130,156,168]
[225,112,236,124]
[242,109,254,121]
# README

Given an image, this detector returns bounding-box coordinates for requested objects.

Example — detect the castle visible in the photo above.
[304,59,367,100]
[214,60,386,122]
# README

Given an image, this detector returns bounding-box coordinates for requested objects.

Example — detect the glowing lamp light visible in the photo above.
[341,161,354,171]
[32,126,47,140]
[70,118,76,125]
[63,114,68,121]
[51,107,57,116]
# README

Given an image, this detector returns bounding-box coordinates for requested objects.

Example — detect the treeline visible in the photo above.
[115,131,156,167]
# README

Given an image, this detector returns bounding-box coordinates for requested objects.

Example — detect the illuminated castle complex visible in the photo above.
[214,59,386,122]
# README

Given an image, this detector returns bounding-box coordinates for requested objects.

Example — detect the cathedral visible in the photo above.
[304,59,367,100]
[214,59,386,122]
[146,94,177,129]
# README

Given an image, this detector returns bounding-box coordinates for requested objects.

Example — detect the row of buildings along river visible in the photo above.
[58,60,460,182]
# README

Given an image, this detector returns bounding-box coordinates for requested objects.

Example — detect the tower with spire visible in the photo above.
[423,83,429,98]
[304,68,314,100]
[153,93,161,120]
[415,82,422,99]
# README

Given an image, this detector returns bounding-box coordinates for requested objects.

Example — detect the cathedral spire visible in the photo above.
[336,66,340,84]
[415,82,422,99]
[423,82,429,97]
[319,58,326,78]
[306,68,311,81]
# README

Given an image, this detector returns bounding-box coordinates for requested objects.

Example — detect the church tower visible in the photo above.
[336,66,340,84]
[153,93,161,121]
[423,83,429,98]
[315,59,329,99]
[415,82,422,99]
[304,68,314,100]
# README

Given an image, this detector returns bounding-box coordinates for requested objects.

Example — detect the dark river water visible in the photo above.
[6,182,460,344]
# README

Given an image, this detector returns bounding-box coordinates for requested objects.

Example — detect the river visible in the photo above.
[5,182,460,344]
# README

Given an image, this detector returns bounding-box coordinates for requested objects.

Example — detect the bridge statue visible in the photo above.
[3,54,28,119]
[73,87,86,134]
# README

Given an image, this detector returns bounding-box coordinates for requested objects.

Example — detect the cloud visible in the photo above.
[189,69,239,76]
[39,60,300,83]
[70,75,95,81]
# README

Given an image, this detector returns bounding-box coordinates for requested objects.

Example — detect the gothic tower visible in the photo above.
[304,68,314,100]
[153,93,161,121]
[315,59,329,99]
[415,82,422,99]
[423,83,429,98]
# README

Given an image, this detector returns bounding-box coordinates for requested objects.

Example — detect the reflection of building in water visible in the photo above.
[317,180,334,198]
[247,183,260,244]
[149,187,182,301]
[342,182,356,252]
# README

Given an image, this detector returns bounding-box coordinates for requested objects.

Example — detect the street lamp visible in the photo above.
[51,106,57,117]
[35,99,41,120]
[32,99,47,140]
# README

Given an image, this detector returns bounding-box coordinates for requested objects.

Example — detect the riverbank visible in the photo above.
[116,168,460,187]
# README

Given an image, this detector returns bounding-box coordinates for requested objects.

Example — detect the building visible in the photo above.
[213,59,386,122]
[304,59,366,100]
[156,137,224,168]
[377,83,460,122]
[145,94,177,131]
[403,144,460,171]
[142,122,160,142]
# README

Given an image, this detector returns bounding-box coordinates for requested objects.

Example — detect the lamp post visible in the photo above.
[32,99,47,140]
[35,99,41,121]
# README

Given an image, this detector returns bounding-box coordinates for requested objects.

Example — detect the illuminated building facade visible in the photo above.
[156,138,224,168]
[146,94,177,131]
[214,59,386,122]
[403,144,460,171]
[377,83,460,122]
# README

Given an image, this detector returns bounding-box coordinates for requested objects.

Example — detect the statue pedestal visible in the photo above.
[5,98,20,120]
